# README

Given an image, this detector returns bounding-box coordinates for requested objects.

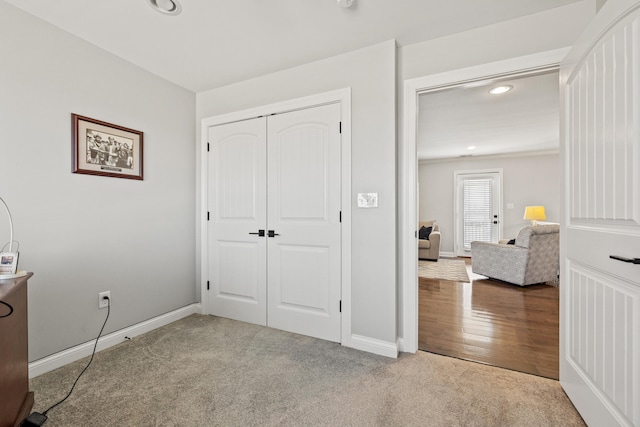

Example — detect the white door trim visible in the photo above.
[399,48,570,353]
[200,88,353,346]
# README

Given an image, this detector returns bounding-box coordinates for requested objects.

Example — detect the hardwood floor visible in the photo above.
[419,258,559,379]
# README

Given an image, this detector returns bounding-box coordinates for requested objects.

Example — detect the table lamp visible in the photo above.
[524,205,546,226]
[0,196,19,277]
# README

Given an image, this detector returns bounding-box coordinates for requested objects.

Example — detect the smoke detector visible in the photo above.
[147,0,182,16]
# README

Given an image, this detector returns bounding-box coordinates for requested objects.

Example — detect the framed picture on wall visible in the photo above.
[72,114,144,180]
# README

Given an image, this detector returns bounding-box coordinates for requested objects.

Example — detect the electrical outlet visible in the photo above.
[98,291,111,309]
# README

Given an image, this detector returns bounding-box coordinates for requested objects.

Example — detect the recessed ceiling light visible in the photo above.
[337,0,355,8]
[489,85,513,95]
[467,146,476,150]
[147,0,182,15]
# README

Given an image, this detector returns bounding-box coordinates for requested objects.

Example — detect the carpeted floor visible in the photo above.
[29,314,584,426]
[418,259,470,282]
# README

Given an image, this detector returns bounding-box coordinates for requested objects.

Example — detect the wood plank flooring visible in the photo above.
[418,258,559,379]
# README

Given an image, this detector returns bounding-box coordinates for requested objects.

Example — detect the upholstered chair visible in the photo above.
[418,221,441,261]
[470,224,559,286]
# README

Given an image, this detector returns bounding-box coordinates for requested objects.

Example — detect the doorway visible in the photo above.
[207,104,342,342]
[415,69,560,377]
[400,50,565,378]
[200,88,353,346]
[208,104,341,341]
[401,48,569,354]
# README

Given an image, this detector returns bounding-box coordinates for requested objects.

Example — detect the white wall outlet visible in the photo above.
[98,291,111,309]
[357,193,378,208]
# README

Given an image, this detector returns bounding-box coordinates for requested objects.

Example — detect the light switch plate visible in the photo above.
[506,202,514,209]
[357,193,378,208]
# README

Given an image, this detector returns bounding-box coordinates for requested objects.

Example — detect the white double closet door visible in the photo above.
[207,103,342,342]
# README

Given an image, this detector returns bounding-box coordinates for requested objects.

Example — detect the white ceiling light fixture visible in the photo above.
[337,0,355,8]
[147,0,182,16]
[489,85,513,95]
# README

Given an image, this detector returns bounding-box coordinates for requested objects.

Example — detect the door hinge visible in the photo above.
[339,300,342,313]
[339,122,342,134]
[207,281,210,291]
[207,143,210,152]
[339,211,342,223]
[207,211,210,221]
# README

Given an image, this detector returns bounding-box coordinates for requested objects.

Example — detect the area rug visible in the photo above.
[419,259,470,282]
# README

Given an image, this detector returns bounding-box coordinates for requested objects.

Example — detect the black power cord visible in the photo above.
[22,296,111,426]
[0,300,13,318]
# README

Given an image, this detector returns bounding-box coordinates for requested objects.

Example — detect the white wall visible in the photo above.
[0,2,197,361]
[418,152,561,254]
[196,40,397,345]
[0,0,597,362]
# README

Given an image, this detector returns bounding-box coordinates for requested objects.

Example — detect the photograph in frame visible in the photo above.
[72,114,143,180]
[0,252,19,275]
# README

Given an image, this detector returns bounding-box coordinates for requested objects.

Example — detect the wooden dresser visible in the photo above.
[0,273,34,427]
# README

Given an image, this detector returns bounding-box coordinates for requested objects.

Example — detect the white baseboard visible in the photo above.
[348,334,398,358]
[440,251,456,258]
[29,303,202,378]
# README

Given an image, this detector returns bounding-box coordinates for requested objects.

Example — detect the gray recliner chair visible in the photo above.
[470,224,559,286]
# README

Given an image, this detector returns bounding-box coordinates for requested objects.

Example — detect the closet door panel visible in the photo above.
[266,104,342,342]
[208,117,267,325]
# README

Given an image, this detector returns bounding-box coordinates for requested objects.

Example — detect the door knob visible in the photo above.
[610,255,640,264]
[268,230,280,238]
[249,230,265,237]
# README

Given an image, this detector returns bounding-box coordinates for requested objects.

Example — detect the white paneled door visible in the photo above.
[208,104,342,342]
[560,1,640,425]
[266,105,342,342]
[208,117,268,326]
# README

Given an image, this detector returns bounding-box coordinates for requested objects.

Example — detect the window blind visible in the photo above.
[462,178,493,250]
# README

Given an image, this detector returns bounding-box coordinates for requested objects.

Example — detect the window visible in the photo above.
[455,170,502,256]
[462,178,493,250]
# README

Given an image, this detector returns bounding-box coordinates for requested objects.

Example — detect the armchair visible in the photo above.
[470,224,559,286]
[418,221,441,261]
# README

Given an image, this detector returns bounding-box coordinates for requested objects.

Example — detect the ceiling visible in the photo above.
[4,0,579,93]
[418,70,560,160]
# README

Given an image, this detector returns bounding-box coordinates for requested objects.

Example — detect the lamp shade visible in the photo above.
[524,206,546,223]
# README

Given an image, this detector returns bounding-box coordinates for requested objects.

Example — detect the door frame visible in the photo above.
[400,48,569,353]
[200,88,353,346]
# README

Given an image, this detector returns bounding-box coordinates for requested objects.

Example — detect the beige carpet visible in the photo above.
[29,314,584,426]
[419,259,470,282]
